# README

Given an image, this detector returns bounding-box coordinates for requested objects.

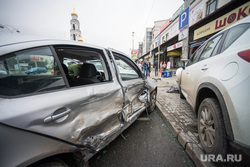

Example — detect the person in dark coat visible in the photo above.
[147,60,151,76]
[153,60,158,76]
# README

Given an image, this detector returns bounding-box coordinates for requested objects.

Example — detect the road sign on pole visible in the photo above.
[179,7,189,30]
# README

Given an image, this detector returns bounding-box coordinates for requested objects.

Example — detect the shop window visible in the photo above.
[206,0,217,16]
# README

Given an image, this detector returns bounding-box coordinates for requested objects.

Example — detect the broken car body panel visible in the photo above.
[0,34,157,166]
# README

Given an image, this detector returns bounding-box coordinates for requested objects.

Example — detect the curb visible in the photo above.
[156,101,215,167]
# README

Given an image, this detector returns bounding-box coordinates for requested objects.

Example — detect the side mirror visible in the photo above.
[177,61,185,69]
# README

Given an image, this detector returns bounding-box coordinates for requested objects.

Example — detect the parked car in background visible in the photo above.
[0,34,157,167]
[25,67,47,74]
[176,16,250,157]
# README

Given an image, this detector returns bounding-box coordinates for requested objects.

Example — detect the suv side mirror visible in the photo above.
[177,61,185,69]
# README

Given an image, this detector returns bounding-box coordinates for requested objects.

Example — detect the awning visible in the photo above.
[167,50,182,57]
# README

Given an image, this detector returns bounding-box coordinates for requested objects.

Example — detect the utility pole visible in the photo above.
[158,42,160,74]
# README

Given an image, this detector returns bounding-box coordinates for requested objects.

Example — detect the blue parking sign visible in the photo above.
[179,7,189,30]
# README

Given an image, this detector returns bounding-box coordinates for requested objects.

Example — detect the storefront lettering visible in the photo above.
[215,5,250,30]
[194,1,250,40]
[237,6,248,20]
[197,27,210,35]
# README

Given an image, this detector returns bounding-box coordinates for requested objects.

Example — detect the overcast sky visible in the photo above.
[0,0,184,55]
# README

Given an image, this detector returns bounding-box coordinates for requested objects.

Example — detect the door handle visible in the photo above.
[201,65,209,71]
[44,108,72,123]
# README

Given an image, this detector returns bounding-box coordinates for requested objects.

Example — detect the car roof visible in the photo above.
[0,33,106,56]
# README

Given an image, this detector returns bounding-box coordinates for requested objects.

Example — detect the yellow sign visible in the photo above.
[194,1,250,40]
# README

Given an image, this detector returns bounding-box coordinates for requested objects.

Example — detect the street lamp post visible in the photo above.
[132,32,134,50]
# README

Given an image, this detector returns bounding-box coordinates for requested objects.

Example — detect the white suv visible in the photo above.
[176,15,250,157]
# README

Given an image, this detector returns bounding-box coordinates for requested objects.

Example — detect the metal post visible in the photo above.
[181,0,190,60]
[158,45,160,74]
[132,32,134,50]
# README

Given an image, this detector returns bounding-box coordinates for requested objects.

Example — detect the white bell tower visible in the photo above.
[70,9,83,42]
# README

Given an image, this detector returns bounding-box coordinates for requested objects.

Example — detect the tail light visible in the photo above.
[238,49,250,62]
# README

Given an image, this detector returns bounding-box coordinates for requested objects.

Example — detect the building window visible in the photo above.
[162,36,165,43]
[73,24,75,30]
[206,0,217,16]
[73,34,76,41]
[166,33,169,41]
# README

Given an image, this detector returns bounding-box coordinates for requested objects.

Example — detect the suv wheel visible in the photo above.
[198,98,227,157]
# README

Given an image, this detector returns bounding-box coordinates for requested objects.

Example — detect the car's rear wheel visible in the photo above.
[148,90,157,113]
[198,98,227,157]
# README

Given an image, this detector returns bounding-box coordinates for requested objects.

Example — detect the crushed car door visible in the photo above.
[0,45,125,153]
[110,50,148,122]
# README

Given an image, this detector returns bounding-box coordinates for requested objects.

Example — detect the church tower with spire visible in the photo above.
[70,9,83,42]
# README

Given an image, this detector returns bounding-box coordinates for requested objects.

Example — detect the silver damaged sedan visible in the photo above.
[0,34,157,167]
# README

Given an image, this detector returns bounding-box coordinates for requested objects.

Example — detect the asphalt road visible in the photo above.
[88,109,195,167]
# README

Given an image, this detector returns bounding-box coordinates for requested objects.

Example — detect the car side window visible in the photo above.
[187,44,205,66]
[0,46,66,96]
[113,53,141,81]
[54,46,111,87]
[199,34,223,61]
[221,23,250,52]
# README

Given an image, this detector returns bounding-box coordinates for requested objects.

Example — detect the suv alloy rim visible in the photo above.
[199,107,215,147]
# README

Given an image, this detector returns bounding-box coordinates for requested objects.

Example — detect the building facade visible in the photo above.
[138,0,250,69]
[142,27,153,56]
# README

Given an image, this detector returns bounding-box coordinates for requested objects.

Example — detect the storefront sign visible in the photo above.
[131,50,138,60]
[160,18,171,33]
[172,0,194,20]
[194,1,250,40]
[172,4,184,21]
[167,41,183,51]
[190,2,204,26]
[155,51,164,56]
[169,22,180,40]
[131,50,137,55]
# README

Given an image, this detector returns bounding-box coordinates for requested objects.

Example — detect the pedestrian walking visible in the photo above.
[147,60,151,76]
[167,61,171,70]
[153,60,158,76]
[160,61,163,75]
[163,61,167,72]
[142,59,148,77]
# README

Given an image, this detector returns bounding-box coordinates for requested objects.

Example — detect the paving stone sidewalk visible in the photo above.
[149,73,214,167]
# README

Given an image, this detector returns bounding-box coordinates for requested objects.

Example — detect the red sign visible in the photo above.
[131,50,137,55]
[30,55,39,61]
[160,18,171,33]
